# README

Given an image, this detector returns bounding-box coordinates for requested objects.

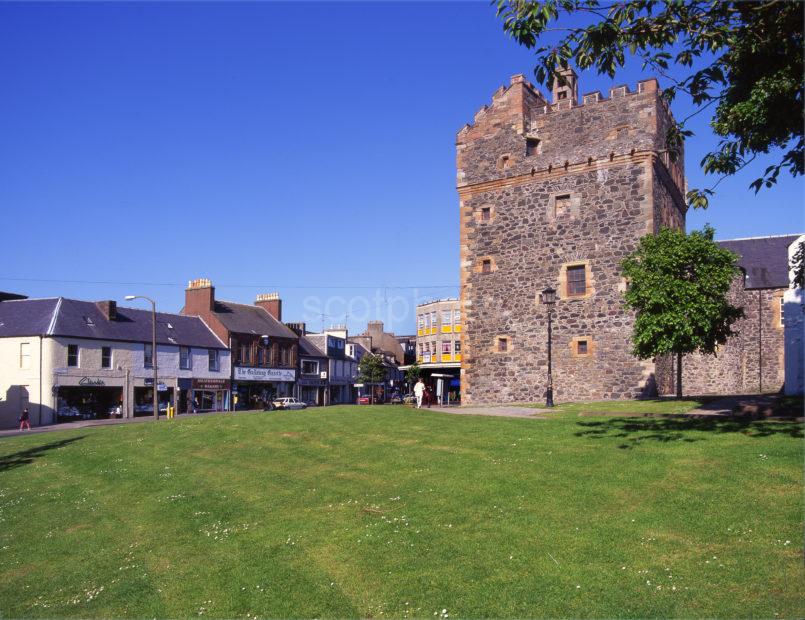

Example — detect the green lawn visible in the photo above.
[529,398,712,415]
[0,406,802,618]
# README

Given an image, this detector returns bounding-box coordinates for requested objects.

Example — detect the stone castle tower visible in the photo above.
[457,70,686,404]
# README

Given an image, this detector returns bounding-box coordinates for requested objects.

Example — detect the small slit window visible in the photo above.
[497,337,508,352]
[577,340,588,355]
[566,265,587,296]
[482,259,492,274]
[481,207,491,221]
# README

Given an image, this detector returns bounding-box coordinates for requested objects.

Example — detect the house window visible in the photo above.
[101,346,112,369]
[526,137,541,156]
[430,311,437,326]
[555,194,571,217]
[454,309,461,324]
[481,207,491,221]
[441,310,452,325]
[19,342,31,369]
[208,349,219,372]
[143,343,153,368]
[497,337,508,352]
[482,259,492,274]
[418,315,424,330]
[179,346,191,370]
[566,265,587,296]
[442,341,452,354]
[66,344,79,367]
[302,360,319,375]
[779,297,785,326]
[424,342,430,353]
[454,340,461,354]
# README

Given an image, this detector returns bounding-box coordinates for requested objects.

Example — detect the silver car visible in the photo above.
[271,397,307,410]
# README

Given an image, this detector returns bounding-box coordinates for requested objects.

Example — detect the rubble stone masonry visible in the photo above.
[457,72,687,404]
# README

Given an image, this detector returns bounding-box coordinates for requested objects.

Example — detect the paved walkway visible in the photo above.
[429,405,548,419]
[0,409,247,439]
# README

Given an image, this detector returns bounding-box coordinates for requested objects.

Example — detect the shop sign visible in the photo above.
[192,378,231,391]
[144,378,169,391]
[234,367,296,382]
[79,377,105,386]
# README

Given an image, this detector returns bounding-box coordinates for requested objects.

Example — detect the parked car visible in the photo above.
[272,397,307,410]
[356,396,371,405]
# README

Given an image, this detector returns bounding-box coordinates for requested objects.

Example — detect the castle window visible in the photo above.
[497,155,511,171]
[570,336,594,357]
[526,137,541,156]
[497,337,508,352]
[481,207,491,221]
[577,340,588,355]
[555,194,571,217]
[557,90,568,100]
[482,259,492,274]
[566,265,587,296]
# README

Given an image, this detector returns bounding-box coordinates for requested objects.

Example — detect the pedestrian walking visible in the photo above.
[414,378,425,409]
[19,407,30,431]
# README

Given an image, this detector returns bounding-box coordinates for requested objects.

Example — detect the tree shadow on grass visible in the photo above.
[0,436,86,472]
[575,416,804,449]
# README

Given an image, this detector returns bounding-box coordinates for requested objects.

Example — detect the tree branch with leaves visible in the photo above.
[496,0,803,209]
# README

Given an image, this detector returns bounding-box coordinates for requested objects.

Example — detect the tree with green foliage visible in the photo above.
[790,240,804,289]
[621,225,744,398]
[358,353,387,404]
[405,362,422,386]
[496,0,804,209]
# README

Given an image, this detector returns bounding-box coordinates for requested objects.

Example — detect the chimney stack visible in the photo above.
[551,66,578,105]
[255,292,282,322]
[96,300,117,321]
[286,321,306,336]
[185,278,215,316]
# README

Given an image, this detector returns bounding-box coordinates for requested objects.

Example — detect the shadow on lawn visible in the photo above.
[0,436,86,472]
[575,416,803,449]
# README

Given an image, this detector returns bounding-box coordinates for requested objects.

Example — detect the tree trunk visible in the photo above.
[676,351,683,399]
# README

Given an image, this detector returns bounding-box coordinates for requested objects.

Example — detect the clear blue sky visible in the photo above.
[1,1,802,335]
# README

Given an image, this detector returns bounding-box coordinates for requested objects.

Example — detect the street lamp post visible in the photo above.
[125,295,159,420]
[540,287,557,408]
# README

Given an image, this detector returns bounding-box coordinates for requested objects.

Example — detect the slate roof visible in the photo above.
[0,298,59,337]
[298,335,327,358]
[211,301,298,340]
[305,334,328,355]
[0,297,226,348]
[718,234,802,290]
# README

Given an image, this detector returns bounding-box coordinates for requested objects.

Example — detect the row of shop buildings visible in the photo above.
[0,281,406,429]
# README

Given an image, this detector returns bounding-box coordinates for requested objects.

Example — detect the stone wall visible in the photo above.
[658,281,786,396]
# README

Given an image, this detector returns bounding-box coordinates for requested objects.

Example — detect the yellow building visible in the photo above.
[413,298,461,403]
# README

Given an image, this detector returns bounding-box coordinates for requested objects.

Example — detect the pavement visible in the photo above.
[428,405,548,418]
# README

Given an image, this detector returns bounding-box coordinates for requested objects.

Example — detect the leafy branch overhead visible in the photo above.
[496,0,804,209]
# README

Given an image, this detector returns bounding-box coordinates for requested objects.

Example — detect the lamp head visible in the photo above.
[540,287,557,305]
[124,295,136,301]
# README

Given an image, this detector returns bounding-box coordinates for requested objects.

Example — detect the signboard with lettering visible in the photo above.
[79,377,105,386]
[192,378,231,391]
[233,367,296,382]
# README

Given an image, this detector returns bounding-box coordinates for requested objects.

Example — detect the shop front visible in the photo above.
[232,366,295,410]
[133,378,173,417]
[190,378,230,413]
[53,374,125,422]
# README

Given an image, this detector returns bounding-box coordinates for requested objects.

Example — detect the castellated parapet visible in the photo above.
[457,69,687,404]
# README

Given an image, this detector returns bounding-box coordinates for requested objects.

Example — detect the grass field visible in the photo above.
[0,406,802,618]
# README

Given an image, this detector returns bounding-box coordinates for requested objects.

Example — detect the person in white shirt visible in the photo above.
[413,378,425,409]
